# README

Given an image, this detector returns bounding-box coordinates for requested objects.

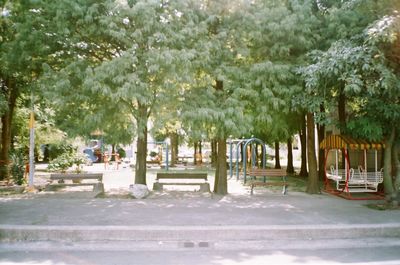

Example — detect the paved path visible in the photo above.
[1,163,400,264]
[3,163,399,227]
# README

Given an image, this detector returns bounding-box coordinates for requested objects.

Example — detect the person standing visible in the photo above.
[103,153,109,170]
[114,153,121,170]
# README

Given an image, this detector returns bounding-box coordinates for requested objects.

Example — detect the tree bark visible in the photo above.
[274,141,281,169]
[134,104,148,185]
[211,139,217,167]
[299,113,308,177]
[240,142,244,163]
[393,139,400,205]
[213,139,219,191]
[338,89,346,169]
[306,112,320,194]
[383,127,396,202]
[287,138,295,174]
[198,141,202,164]
[193,141,198,165]
[214,137,227,195]
[261,143,265,167]
[318,104,326,180]
[0,78,18,181]
[338,89,346,129]
[170,132,178,167]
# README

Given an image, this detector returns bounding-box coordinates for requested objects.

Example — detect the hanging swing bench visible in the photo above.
[320,135,385,200]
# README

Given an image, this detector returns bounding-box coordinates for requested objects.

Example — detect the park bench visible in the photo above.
[153,172,210,192]
[247,168,288,195]
[177,156,192,166]
[47,173,104,194]
[146,160,161,167]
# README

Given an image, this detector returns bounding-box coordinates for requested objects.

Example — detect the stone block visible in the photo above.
[129,184,150,199]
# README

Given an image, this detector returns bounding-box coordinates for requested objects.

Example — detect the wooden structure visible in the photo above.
[47,173,104,194]
[320,135,384,199]
[152,172,210,192]
[247,168,288,195]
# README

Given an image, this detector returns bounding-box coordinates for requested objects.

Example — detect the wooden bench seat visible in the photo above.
[247,169,288,195]
[47,173,104,193]
[153,172,210,192]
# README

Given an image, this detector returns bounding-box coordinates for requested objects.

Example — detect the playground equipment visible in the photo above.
[147,141,169,170]
[228,138,267,182]
[320,134,384,200]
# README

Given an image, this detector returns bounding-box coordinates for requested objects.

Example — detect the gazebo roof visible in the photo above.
[319,135,385,150]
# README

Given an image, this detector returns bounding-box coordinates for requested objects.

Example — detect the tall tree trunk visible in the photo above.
[255,143,260,167]
[338,89,346,130]
[211,139,217,167]
[338,88,346,168]
[240,142,244,163]
[383,127,396,203]
[318,104,326,180]
[198,141,202,164]
[306,112,320,194]
[261,143,265,167]
[111,144,116,161]
[213,79,227,194]
[299,113,308,177]
[287,138,294,174]
[393,139,400,204]
[0,79,18,181]
[274,141,281,169]
[193,141,198,165]
[214,137,227,195]
[213,139,219,191]
[170,132,178,167]
[134,104,148,185]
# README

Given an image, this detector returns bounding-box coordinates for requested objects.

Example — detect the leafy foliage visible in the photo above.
[9,151,25,185]
[47,151,87,173]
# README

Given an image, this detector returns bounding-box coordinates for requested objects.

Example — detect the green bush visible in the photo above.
[117,147,126,158]
[46,143,75,161]
[73,153,89,172]
[47,152,74,172]
[10,152,26,185]
[47,152,89,173]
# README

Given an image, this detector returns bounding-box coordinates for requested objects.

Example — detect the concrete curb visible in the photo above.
[1,223,400,242]
[1,238,400,251]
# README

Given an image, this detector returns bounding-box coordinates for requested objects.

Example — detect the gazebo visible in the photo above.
[319,135,385,200]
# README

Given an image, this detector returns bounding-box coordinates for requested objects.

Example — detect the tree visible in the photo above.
[306,112,320,193]
[300,0,400,200]
[0,0,73,180]
[241,1,319,176]
[44,0,199,185]
[180,0,257,195]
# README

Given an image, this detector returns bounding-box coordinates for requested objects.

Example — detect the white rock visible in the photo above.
[129,184,149,199]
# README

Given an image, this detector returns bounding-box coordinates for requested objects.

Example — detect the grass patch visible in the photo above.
[0,186,25,195]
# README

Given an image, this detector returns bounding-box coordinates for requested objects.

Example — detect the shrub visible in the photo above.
[46,143,75,161]
[47,151,90,173]
[10,152,26,185]
[73,153,89,173]
[117,147,126,158]
[47,152,74,172]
